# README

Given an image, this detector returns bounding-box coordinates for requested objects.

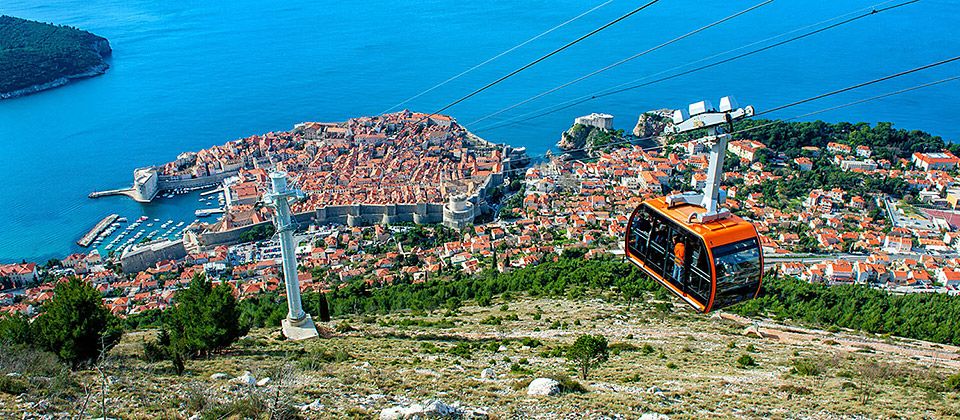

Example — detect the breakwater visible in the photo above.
[77,213,117,247]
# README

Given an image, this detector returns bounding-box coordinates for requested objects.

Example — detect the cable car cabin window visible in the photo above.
[712,238,762,310]
[628,207,653,260]
[629,206,667,276]
[628,205,711,302]
[685,238,712,303]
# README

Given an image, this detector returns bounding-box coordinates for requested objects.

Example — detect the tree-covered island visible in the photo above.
[0,15,111,99]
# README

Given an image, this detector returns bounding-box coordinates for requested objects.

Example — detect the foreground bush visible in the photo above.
[32,277,121,367]
[159,274,247,374]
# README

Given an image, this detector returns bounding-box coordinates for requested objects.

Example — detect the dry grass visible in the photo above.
[3,296,960,418]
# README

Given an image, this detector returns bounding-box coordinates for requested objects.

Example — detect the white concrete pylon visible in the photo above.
[265,171,318,340]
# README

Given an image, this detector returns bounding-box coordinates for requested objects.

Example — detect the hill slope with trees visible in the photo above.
[0,15,111,99]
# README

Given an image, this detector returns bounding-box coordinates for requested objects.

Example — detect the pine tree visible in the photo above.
[318,292,331,322]
[33,277,120,368]
[161,274,245,374]
[566,334,609,380]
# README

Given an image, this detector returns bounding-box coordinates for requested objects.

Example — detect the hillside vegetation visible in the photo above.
[733,119,955,160]
[6,256,960,417]
[0,15,111,97]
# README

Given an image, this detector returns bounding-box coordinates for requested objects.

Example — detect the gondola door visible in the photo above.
[627,203,713,312]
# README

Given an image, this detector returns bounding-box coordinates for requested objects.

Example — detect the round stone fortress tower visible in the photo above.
[442,194,475,230]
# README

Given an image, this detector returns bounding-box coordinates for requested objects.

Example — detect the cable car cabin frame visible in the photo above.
[625,197,763,313]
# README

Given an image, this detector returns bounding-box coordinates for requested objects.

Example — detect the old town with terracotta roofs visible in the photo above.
[4,112,960,318]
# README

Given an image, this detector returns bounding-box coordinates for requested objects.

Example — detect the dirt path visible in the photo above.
[720,313,960,368]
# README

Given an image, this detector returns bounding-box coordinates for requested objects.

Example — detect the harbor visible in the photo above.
[77,214,118,247]
[75,186,229,257]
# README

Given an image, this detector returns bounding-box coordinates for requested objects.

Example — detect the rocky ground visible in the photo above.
[5,295,960,419]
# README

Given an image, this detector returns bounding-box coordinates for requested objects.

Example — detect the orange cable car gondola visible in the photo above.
[624,97,763,313]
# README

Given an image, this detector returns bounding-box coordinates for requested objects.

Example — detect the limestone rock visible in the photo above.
[632,109,674,138]
[527,378,561,396]
[640,413,670,420]
[414,368,440,377]
[422,400,458,416]
[210,373,229,380]
[256,377,271,387]
[299,398,324,412]
[380,406,406,420]
[379,399,474,419]
[232,371,256,386]
[480,368,496,380]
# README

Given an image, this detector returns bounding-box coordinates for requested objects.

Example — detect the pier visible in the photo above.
[195,208,225,217]
[200,187,224,196]
[78,214,118,247]
[88,188,149,202]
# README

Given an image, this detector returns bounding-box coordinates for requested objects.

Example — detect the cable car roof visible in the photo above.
[643,197,758,248]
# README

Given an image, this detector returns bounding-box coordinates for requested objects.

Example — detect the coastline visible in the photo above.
[0,62,110,100]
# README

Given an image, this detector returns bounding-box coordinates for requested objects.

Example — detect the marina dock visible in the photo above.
[78,214,118,247]
[195,208,225,217]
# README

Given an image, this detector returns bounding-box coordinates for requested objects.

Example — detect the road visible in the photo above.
[762,252,869,269]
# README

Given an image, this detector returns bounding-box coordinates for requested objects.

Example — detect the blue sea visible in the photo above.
[1,0,958,262]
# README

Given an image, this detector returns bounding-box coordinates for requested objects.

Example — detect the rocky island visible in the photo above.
[0,15,111,99]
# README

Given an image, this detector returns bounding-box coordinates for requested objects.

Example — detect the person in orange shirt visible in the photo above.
[672,236,686,282]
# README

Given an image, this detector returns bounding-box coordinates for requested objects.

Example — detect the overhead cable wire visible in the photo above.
[481,74,959,180]
[471,0,899,132]
[379,0,616,114]
[755,56,960,116]
[457,61,960,181]
[465,0,775,127]
[420,0,662,122]
[473,0,917,133]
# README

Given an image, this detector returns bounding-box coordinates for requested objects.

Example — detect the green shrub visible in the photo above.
[510,363,533,374]
[736,354,756,368]
[0,315,32,345]
[0,375,28,395]
[566,334,608,380]
[141,338,167,363]
[641,344,655,355]
[448,342,472,359]
[33,277,122,368]
[666,362,678,369]
[609,342,639,355]
[160,275,245,374]
[945,373,960,392]
[335,321,356,333]
[545,373,587,393]
[791,359,824,376]
[520,337,542,348]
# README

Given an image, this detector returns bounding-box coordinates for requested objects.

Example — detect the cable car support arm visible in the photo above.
[665,97,754,223]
